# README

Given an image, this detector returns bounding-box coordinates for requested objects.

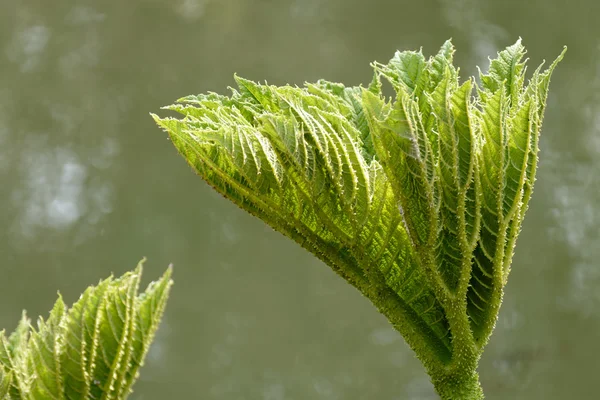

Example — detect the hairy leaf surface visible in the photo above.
[0,260,172,400]
[154,39,563,399]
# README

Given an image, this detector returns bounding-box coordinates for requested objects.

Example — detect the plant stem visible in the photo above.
[431,370,484,400]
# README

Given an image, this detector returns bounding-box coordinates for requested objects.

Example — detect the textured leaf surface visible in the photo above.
[0,260,172,400]
[154,39,563,399]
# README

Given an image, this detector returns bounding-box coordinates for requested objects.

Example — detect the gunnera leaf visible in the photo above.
[153,39,564,399]
[0,259,173,400]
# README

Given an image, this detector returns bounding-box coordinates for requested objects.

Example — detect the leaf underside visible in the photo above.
[153,39,563,383]
[0,260,172,400]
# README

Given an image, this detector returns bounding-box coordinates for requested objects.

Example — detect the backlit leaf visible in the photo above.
[154,40,564,399]
[0,260,173,400]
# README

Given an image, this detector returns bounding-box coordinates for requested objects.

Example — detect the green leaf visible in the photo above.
[0,313,32,398]
[27,296,66,399]
[155,40,564,399]
[480,39,527,105]
[0,365,12,399]
[375,49,428,96]
[0,260,173,400]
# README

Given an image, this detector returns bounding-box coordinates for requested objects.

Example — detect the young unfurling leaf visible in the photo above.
[154,39,564,399]
[0,260,172,400]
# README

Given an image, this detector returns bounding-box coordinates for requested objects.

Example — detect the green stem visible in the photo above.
[430,370,484,400]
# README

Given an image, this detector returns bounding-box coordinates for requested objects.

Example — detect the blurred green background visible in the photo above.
[0,1,597,399]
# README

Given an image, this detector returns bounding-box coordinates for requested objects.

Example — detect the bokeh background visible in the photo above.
[1,1,598,399]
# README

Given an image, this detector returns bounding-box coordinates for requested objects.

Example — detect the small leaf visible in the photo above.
[27,295,66,399]
[0,260,173,400]
[0,365,12,399]
[376,49,428,96]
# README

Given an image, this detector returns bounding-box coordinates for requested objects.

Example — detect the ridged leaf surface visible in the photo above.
[0,260,172,400]
[154,39,563,399]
